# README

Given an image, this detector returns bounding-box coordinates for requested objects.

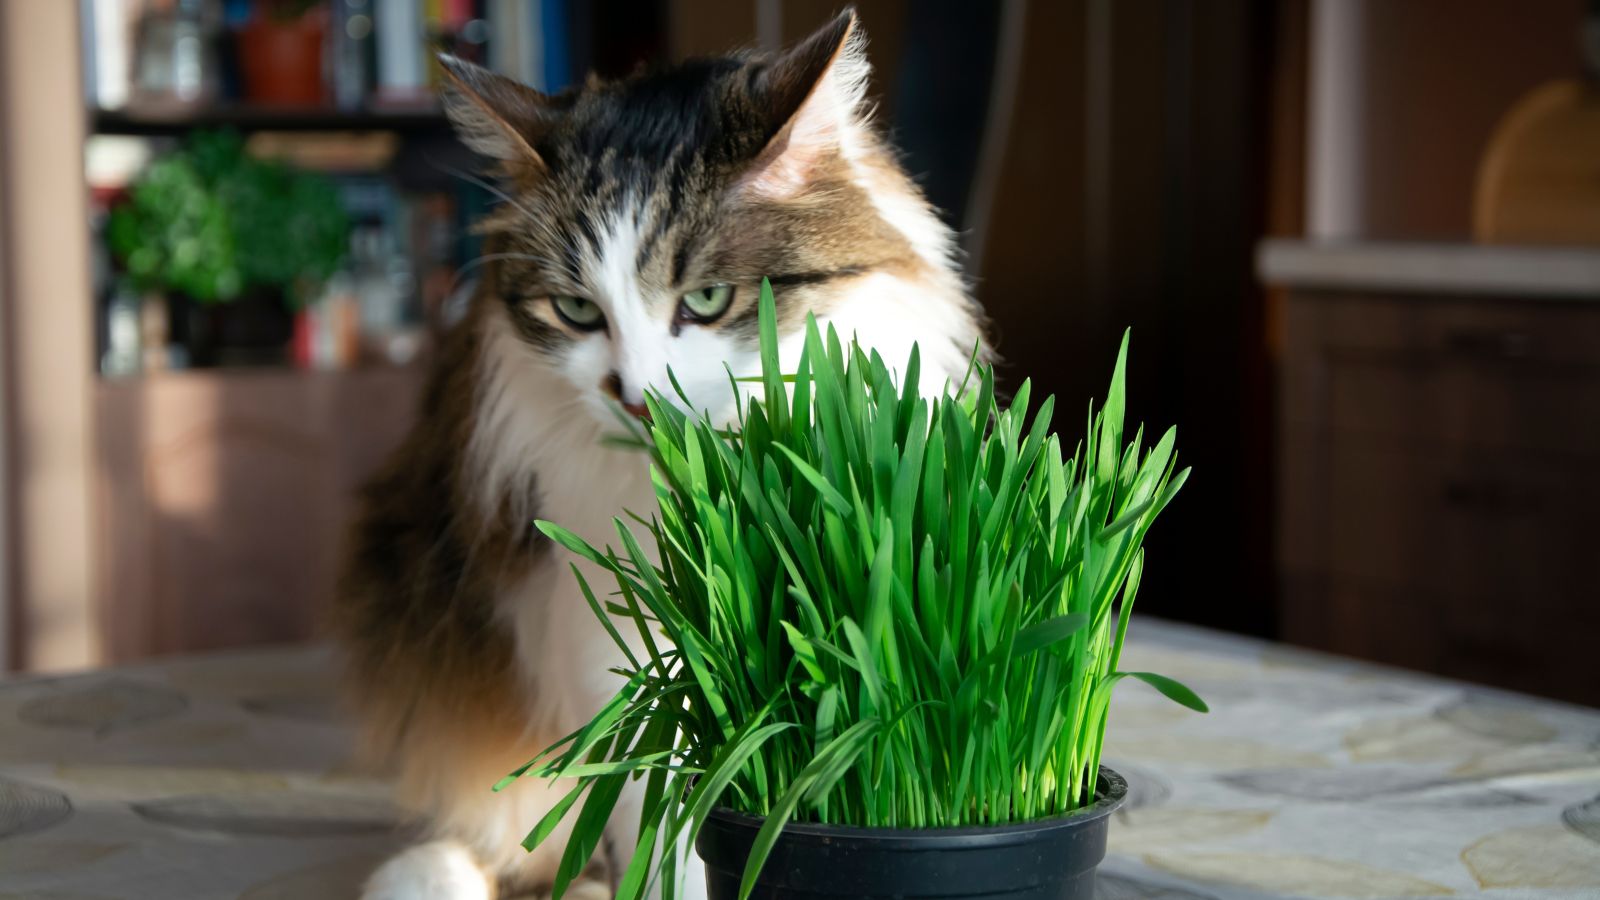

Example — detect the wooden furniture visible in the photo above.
[94,366,422,662]
[1262,240,1600,707]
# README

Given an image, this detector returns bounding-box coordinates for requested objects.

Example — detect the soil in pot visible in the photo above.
[695,768,1127,900]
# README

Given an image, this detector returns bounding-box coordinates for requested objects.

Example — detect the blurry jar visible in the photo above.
[132,0,220,108]
[352,226,422,366]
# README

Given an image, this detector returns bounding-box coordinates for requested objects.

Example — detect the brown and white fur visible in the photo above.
[334,11,986,899]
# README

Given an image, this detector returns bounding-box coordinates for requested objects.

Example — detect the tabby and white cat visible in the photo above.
[335,10,986,898]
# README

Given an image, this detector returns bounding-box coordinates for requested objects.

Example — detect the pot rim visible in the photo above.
[704,765,1126,846]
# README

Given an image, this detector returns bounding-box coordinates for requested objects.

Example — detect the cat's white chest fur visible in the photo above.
[473,319,661,728]
[505,448,656,732]
[460,321,693,895]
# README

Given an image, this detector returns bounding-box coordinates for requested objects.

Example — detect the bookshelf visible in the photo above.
[78,0,684,380]
[1,0,840,668]
[92,105,452,136]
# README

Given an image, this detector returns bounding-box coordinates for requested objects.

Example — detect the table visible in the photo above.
[1,621,1596,898]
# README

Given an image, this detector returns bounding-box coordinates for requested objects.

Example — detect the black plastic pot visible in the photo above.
[179,289,293,367]
[695,767,1126,899]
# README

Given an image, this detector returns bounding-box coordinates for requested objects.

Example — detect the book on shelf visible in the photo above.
[540,0,572,93]
[81,0,578,119]
[373,0,428,107]
[485,0,574,92]
[332,0,374,110]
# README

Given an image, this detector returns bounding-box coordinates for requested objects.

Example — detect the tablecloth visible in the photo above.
[1,621,1596,899]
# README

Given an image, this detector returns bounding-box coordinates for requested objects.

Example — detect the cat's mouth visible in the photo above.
[620,400,650,421]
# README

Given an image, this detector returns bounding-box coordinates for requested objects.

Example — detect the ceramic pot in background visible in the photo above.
[238,6,328,107]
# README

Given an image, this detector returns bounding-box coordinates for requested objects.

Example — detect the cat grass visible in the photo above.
[507,280,1205,900]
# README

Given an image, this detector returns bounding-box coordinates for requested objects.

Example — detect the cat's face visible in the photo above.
[484,185,809,431]
[443,12,921,429]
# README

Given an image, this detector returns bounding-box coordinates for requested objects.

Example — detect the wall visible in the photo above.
[0,120,7,672]
[971,0,1281,636]
[1309,0,1586,240]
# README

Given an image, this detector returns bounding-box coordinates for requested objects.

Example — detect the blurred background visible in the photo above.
[0,0,1595,708]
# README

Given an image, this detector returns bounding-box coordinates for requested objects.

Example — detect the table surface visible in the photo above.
[1,620,1596,899]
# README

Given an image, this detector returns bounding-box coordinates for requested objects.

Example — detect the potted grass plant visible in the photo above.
[513,283,1206,899]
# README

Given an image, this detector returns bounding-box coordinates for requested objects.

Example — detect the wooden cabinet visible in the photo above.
[1267,241,1600,706]
[94,367,422,661]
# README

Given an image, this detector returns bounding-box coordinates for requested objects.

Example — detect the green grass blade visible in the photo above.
[1122,671,1210,712]
[738,720,882,900]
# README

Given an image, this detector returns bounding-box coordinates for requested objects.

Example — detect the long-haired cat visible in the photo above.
[335,10,986,898]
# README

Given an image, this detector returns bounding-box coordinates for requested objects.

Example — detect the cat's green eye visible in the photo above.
[552,295,605,331]
[678,284,735,324]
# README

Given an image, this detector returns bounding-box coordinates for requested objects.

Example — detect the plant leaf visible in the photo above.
[1012,613,1090,656]
[1123,671,1209,713]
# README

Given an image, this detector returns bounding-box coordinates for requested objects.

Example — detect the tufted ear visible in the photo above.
[742,9,870,198]
[437,54,557,165]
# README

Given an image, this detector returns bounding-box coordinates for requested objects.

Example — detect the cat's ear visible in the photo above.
[438,55,555,165]
[742,9,869,198]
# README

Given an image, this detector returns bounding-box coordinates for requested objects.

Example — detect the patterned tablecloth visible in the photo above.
[0,620,1596,899]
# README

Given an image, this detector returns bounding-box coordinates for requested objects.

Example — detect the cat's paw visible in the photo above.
[559,880,613,900]
[499,878,611,900]
[362,840,494,900]
[500,876,612,900]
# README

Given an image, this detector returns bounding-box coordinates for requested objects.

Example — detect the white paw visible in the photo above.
[562,880,613,900]
[501,878,611,900]
[362,841,495,900]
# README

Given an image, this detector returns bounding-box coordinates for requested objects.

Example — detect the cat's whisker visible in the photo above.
[447,252,564,297]
[423,153,542,224]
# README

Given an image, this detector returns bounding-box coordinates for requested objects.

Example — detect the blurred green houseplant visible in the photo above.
[107,130,348,305]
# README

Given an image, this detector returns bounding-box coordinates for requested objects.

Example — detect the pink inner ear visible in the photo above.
[738,64,854,200]
[740,130,819,200]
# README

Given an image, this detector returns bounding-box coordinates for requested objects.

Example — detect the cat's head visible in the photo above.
[442,9,953,430]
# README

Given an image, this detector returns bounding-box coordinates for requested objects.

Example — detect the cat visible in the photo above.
[334,9,986,899]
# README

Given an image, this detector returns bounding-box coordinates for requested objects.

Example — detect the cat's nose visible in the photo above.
[601,371,651,420]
